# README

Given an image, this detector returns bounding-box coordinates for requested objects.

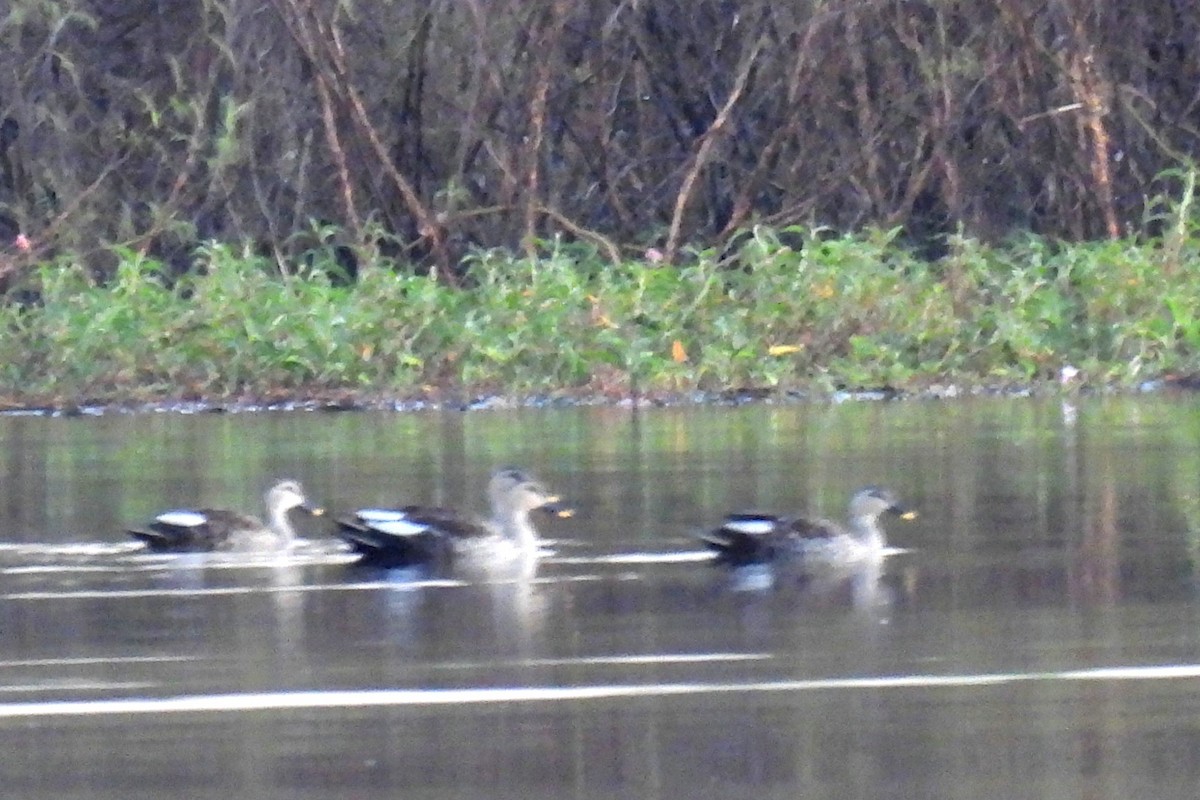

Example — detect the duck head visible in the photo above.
[489,468,574,518]
[267,479,325,517]
[849,486,916,522]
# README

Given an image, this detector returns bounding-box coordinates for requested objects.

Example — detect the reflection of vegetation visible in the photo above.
[6,223,1200,406]
[1173,494,1200,577]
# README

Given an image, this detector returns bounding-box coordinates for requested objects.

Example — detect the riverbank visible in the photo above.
[2,227,1199,414]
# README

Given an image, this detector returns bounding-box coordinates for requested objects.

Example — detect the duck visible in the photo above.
[700,486,916,567]
[128,479,324,552]
[334,467,574,567]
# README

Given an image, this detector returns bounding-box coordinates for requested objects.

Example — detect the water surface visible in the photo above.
[2,397,1200,798]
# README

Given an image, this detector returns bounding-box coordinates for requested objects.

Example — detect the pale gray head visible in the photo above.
[266,479,324,516]
[487,468,572,517]
[847,486,916,523]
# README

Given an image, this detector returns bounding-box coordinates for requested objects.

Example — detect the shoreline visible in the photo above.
[0,377,1180,418]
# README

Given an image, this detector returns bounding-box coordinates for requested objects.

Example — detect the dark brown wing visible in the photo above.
[128,508,262,552]
[334,505,486,566]
[397,505,491,540]
[779,515,842,543]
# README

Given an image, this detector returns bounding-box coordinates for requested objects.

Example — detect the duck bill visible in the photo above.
[538,498,575,519]
[302,503,326,517]
[891,505,917,520]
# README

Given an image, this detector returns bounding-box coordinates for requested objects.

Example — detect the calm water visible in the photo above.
[2,397,1200,799]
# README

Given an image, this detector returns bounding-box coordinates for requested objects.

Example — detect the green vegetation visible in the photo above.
[3,219,1200,409]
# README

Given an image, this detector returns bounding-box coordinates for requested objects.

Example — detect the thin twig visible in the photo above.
[537,204,623,265]
[664,36,765,263]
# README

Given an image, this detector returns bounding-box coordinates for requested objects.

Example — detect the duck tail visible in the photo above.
[696,530,741,565]
[127,527,171,551]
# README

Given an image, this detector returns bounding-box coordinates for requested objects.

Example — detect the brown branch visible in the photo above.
[844,9,885,215]
[272,0,449,274]
[40,154,132,252]
[891,8,955,227]
[537,204,622,265]
[271,0,360,240]
[716,14,824,238]
[1037,2,1119,239]
[523,2,569,260]
[324,22,449,274]
[314,73,362,239]
[1068,50,1119,239]
[664,36,764,264]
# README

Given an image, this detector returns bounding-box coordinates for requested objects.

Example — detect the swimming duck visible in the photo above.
[128,479,324,552]
[701,486,916,567]
[335,467,574,566]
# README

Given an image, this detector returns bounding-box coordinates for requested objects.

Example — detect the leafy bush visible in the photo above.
[2,221,1200,407]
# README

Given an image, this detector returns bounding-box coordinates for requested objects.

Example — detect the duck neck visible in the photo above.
[847,517,884,550]
[493,507,539,550]
[268,504,298,545]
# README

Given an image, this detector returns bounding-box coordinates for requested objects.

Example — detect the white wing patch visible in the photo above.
[156,511,207,527]
[357,509,410,524]
[371,519,431,537]
[723,518,777,535]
